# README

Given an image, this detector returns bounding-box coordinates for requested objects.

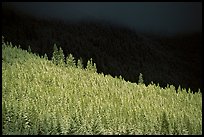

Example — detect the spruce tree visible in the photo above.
[92,62,97,72]
[44,53,48,60]
[86,58,97,72]
[28,45,32,53]
[77,58,83,69]
[2,36,4,44]
[66,54,76,67]
[138,73,144,84]
[86,58,93,71]
[58,47,65,66]
[52,44,59,65]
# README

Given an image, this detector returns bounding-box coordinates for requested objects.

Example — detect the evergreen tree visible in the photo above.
[77,58,83,69]
[119,75,123,81]
[161,111,170,135]
[2,36,6,49]
[92,62,97,73]
[28,45,31,53]
[44,53,48,60]
[66,54,76,67]
[52,44,59,65]
[2,36,4,44]
[86,58,93,70]
[51,44,65,66]
[86,58,97,72]
[58,47,65,66]
[138,73,144,84]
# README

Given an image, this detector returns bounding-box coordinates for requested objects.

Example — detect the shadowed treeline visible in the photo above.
[2,5,202,92]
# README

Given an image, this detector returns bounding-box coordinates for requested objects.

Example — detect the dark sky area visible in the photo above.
[3,2,202,35]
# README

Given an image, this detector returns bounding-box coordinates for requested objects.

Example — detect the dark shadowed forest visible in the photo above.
[2,5,202,93]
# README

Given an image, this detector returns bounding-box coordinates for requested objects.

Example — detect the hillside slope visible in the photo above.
[2,6,202,92]
[2,40,202,135]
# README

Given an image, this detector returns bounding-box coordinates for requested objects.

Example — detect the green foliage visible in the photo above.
[161,111,170,135]
[86,58,97,73]
[2,41,202,135]
[2,35,5,44]
[52,44,65,66]
[184,114,193,134]
[138,73,144,84]
[28,45,32,53]
[52,44,59,65]
[44,53,48,60]
[3,7,202,93]
[119,75,123,81]
[77,58,83,69]
[66,54,76,67]
[58,47,65,67]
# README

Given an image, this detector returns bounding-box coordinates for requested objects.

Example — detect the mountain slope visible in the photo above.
[2,6,202,92]
[2,40,202,135]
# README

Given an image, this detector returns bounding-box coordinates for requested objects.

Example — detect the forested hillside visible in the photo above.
[2,41,202,135]
[2,5,202,92]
